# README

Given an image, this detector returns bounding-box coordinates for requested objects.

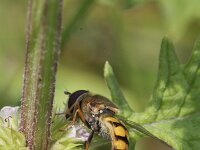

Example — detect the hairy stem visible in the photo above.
[20,0,63,149]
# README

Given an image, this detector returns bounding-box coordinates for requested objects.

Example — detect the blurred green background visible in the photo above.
[0,0,200,149]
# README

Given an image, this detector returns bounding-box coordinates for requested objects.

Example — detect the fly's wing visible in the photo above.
[91,95,120,113]
[116,115,173,149]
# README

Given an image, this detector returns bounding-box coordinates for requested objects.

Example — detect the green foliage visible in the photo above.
[105,37,200,149]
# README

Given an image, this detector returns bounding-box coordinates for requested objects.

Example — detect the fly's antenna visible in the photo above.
[64,90,71,96]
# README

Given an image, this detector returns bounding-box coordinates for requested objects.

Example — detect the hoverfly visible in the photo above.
[62,90,129,150]
[59,90,172,150]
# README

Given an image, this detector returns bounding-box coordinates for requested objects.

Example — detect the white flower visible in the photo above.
[0,106,20,130]
[67,124,90,141]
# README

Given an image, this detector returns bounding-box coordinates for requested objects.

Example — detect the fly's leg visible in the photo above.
[59,108,79,131]
[69,103,87,127]
[60,106,87,131]
[85,130,94,150]
[67,110,80,129]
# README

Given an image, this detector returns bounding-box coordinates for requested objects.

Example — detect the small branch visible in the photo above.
[20,0,63,149]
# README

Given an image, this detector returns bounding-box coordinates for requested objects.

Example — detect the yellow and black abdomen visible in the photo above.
[99,115,129,150]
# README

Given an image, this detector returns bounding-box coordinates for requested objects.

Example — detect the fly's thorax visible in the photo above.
[79,94,100,131]
[80,94,117,131]
[84,94,120,115]
[82,104,100,131]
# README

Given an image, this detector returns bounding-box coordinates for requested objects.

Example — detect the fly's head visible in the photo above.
[65,90,88,119]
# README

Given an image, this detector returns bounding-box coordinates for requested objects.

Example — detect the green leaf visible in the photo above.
[104,61,133,117]
[125,37,200,149]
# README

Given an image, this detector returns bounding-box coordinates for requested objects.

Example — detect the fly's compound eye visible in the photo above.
[66,90,88,119]
[68,90,88,108]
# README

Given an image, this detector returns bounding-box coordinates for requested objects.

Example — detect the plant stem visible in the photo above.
[20,0,63,149]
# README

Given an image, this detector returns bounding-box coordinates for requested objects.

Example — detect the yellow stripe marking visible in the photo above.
[114,140,127,149]
[114,126,126,137]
